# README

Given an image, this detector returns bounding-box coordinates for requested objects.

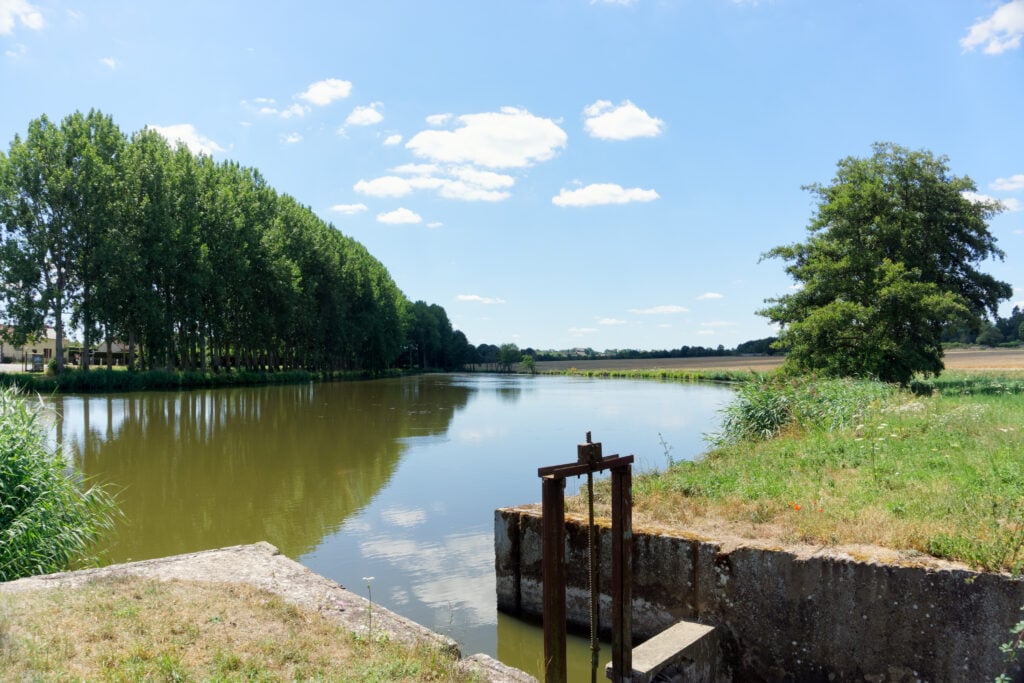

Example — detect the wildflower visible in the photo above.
[793,504,802,511]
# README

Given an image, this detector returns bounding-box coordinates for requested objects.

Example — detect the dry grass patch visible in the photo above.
[0,575,471,681]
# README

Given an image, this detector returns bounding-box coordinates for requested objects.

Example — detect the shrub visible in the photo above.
[709,376,896,446]
[0,386,117,580]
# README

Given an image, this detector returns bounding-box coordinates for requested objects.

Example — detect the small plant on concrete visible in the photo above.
[362,576,375,636]
[995,606,1024,683]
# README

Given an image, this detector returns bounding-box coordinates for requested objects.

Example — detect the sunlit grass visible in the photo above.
[577,373,1024,573]
[0,576,474,681]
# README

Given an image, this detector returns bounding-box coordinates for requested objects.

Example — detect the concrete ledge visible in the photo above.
[496,506,1024,682]
[1,541,535,682]
[606,620,718,683]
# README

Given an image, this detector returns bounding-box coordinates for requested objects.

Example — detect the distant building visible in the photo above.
[1,327,70,366]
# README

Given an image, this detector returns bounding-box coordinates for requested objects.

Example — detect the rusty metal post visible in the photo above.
[542,475,567,683]
[610,464,633,682]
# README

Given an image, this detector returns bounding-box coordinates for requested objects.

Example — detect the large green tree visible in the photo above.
[761,143,1012,385]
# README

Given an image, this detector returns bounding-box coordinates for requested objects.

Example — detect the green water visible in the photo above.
[49,373,733,680]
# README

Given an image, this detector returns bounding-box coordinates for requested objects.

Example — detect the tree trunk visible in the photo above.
[128,328,136,370]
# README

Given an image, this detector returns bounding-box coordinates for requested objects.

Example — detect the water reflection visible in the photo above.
[52,377,472,561]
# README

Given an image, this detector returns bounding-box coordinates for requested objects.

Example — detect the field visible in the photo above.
[535,347,1024,373]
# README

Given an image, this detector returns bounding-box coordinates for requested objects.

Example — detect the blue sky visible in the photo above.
[2,1,1022,351]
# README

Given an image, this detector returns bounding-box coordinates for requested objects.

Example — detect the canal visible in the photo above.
[50,373,734,678]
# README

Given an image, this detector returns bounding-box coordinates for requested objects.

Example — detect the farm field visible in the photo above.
[534,347,1024,374]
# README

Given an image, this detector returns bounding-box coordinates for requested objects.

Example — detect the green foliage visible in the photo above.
[497,343,520,372]
[0,111,445,377]
[710,376,896,445]
[520,354,536,374]
[995,607,1024,683]
[0,386,117,580]
[761,142,1012,385]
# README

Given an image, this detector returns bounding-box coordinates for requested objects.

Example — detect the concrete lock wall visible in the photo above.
[495,506,1024,682]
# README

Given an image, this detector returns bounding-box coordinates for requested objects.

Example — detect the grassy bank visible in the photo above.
[582,371,1024,573]
[538,366,758,383]
[0,367,404,394]
[0,575,472,681]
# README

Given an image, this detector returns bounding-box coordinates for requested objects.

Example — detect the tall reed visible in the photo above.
[0,386,117,580]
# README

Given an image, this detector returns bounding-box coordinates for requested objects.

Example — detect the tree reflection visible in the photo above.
[53,376,473,562]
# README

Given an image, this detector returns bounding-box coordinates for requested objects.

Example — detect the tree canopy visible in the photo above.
[0,111,467,374]
[760,142,1012,385]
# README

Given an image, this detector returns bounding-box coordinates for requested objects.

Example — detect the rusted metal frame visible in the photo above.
[537,454,633,479]
[610,464,633,682]
[542,475,567,683]
[539,452,634,683]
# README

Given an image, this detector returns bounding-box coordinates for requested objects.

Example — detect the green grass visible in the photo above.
[0,576,475,681]
[613,373,1024,573]
[540,367,758,383]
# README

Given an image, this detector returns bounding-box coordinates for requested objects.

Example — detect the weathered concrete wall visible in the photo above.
[495,506,1024,682]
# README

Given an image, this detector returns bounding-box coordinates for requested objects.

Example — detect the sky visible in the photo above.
[1,0,1022,352]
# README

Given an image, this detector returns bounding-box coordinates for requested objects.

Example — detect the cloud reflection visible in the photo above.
[360,531,495,626]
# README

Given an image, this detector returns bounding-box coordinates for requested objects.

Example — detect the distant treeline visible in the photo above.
[0,110,469,374]
[943,306,1024,347]
[492,337,782,363]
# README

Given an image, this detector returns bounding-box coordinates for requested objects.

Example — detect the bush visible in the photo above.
[0,387,117,580]
[709,376,896,446]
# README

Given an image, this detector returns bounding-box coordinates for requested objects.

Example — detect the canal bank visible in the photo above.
[495,506,1024,681]
[0,542,534,682]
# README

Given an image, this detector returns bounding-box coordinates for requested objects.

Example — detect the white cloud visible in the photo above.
[451,166,515,189]
[701,321,737,327]
[697,292,724,300]
[0,0,44,35]
[962,0,1024,54]
[356,165,513,203]
[346,102,383,126]
[438,181,510,202]
[590,0,637,5]
[569,327,598,336]
[281,132,303,144]
[377,208,422,224]
[383,133,403,146]
[297,78,352,106]
[99,57,117,69]
[583,100,664,140]
[355,176,415,198]
[253,101,306,119]
[628,305,688,315]
[698,330,716,336]
[392,163,441,176]
[992,174,1024,191]
[427,221,443,229]
[457,294,506,305]
[552,183,659,207]
[147,124,223,156]
[330,203,367,215]
[598,318,626,326]
[426,113,453,126]
[406,106,567,169]
[963,190,1021,211]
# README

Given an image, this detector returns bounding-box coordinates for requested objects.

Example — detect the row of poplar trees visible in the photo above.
[0,109,465,373]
